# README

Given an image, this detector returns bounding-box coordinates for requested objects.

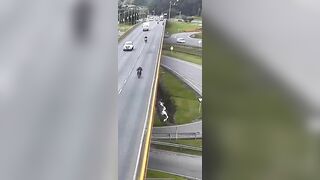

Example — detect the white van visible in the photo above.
[142,22,149,31]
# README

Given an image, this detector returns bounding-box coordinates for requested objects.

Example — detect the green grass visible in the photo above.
[154,68,201,126]
[165,21,200,35]
[118,23,134,33]
[204,29,320,179]
[162,43,202,56]
[152,144,202,156]
[162,139,202,148]
[162,50,202,65]
[147,169,187,180]
[152,107,163,127]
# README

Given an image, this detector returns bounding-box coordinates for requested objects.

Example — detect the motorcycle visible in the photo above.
[144,36,147,43]
[137,70,142,78]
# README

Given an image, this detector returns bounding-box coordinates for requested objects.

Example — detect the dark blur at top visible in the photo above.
[120,0,201,16]
[203,0,320,180]
[0,0,117,180]
[73,0,92,42]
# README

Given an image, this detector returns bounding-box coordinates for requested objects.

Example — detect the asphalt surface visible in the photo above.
[164,32,202,48]
[161,56,202,95]
[152,121,202,139]
[148,148,202,179]
[118,21,165,180]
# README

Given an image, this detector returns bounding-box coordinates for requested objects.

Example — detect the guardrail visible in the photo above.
[151,141,202,151]
[152,132,202,140]
[162,43,202,56]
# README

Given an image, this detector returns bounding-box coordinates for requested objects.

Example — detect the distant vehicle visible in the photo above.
[160,15,164,21]
[163,13,168,19]
[149,16,154,21]
[176,38,186,43]
[123,41,134,51]
[142,22,149,31]
[137,67,143,79]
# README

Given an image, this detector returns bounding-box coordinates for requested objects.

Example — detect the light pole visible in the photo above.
[168,1,172,19]
[198,97,202,114]
[169,0,179,20]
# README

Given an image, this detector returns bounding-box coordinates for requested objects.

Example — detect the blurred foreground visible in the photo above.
[0,0,117,179]
[203,0,320,179]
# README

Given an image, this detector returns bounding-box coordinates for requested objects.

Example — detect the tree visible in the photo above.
[133,0,202,16]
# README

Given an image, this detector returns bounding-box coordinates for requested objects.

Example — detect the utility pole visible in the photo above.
[168,1,172,19]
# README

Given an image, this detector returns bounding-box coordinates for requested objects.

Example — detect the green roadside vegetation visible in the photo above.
[118,22,141,41]
[154,67,201,127]
[165,21,200,35]
[205,29,320,179]
[147,169,187,180]
[162,50,202,65]
[162,43,202,56]
[162,139,202,148]
[162,43,202,65]
[152,144,202,156]
[152,107,163,127]
[118,23,134,34]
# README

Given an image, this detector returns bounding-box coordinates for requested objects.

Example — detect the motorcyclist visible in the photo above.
[137,66,143,78]
[144,36,147,43]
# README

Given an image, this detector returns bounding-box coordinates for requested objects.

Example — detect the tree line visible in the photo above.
[133,0,202,17]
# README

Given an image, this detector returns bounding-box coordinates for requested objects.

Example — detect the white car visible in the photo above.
[176,37,186,43]
[123,41,134,51]
[142,22,149,31]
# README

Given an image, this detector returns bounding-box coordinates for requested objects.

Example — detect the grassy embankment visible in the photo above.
[165,21,201,35]
[153,67,201,127]
[147,169,187,180]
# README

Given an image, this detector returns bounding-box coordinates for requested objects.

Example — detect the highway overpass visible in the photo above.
[118,20,165,180]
